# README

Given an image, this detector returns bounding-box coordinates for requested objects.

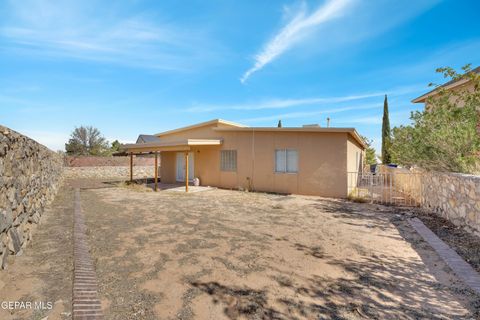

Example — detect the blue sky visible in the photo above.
[1,0,479,152]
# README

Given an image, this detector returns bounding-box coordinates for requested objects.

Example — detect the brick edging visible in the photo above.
[73,188,104,319]
[409,217,480,295]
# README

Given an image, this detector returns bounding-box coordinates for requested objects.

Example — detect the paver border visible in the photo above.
[73,188,104,319]
[409,217,480,295]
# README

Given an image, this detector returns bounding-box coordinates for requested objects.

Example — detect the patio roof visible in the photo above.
[121,138,223,154]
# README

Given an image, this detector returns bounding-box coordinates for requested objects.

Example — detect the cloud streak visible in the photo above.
[240,0,355,83]
[187,84,424,112]
[238,103,380,123]
[187,92,381,112]
[1,0,222,71]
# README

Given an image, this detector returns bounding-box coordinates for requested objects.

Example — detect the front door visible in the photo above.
[176,152,194,182]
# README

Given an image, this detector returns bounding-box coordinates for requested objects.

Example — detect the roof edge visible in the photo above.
[213,127,367,149]
[412,71,476,103]
[155,119,247,136]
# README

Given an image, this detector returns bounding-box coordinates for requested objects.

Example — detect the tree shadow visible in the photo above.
[190,281,289,319]
[188,197,480,319]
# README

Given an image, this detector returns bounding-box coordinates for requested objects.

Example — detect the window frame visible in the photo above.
[220,149,237,172]
[274,148,298,174]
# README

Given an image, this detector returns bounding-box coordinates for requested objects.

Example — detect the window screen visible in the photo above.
[275,149,298,173]
[220,150,237,171]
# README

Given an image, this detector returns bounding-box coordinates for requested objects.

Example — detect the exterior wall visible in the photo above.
[424,82,475,110]
[65,155,155,167]
[0,125,63,269]
[160,152,176,183]
[346,135,364,196]
[64,166,155,179]
[386,167,480,237]
[422,172,480,236]
[158,124,356,197]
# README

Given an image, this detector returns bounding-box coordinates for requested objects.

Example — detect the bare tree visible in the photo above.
[65,126,109,155]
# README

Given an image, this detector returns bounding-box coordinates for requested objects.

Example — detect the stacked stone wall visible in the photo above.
[65,155,155,167]
[386,166,480,237]
[0,125,63,269]
[421,172,480,236]
[63,166,155,179]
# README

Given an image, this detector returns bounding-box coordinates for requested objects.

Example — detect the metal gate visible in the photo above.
[348,171,422,206]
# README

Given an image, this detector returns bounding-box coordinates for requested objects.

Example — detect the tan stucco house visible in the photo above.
[123,119,366,198]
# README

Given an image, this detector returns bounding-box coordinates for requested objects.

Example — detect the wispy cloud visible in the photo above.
[240,0,355,83]
[187,84,424,112]
[240,0,441,83]
[188,92,380,112]
[1,0,222,71]
[238,103,380,123]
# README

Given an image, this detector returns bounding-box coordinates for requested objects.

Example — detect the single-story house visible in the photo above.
[122,119,366,198]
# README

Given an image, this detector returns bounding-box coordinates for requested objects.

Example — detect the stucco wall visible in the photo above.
[0,125,63,269]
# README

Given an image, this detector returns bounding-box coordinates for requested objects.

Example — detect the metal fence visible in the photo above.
[347,171,422,206]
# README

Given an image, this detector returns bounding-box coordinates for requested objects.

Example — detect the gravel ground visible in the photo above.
[79,183,480,320]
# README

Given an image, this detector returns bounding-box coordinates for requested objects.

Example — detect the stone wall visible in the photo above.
[65,155,156,167]
[387,167,480,237]
[421,172,480,236]
[63,166,156,179]
[0,125,63,269]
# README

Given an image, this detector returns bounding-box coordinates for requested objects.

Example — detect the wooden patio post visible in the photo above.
[129,153,133,183]
[185,151,189,192]
[154,152,158,192]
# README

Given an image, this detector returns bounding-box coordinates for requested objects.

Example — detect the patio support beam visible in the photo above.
[154,152,158,192]
[129,153,133,183]
[185,151,189,192]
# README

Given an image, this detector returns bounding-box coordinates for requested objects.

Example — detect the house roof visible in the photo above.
[214,126,367,149]
[412,66,480,103]
[155,119,247,136]
[136,134,161,144]
[122,139,223,154]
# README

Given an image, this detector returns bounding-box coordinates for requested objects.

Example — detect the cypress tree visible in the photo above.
[381,94,392,164]
[277,120,282,128]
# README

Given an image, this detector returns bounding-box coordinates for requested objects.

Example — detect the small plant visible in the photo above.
[347,190,369,203]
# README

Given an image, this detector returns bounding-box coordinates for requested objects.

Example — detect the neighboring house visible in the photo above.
[136,134,161,144]
[122,119,366,198]
[412,66,480,108]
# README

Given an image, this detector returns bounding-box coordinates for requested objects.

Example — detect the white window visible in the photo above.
[275,149,298,173]
[220,150,237,171]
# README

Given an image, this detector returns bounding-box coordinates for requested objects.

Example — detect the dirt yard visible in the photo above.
[78,184,480,320]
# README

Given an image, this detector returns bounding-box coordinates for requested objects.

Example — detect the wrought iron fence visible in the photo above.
[347,171,422,206]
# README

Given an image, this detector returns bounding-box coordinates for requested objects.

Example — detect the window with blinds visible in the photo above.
[220,150,237,171]
[275,149,298,173]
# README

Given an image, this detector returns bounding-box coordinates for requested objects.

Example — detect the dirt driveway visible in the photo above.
[77,184,479,320]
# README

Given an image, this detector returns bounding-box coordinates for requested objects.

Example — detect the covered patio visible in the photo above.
[121,138,222,192]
